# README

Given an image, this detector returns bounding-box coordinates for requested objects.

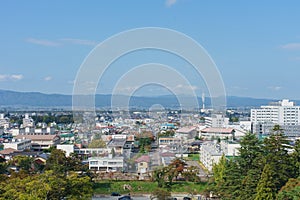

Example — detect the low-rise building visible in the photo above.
[88,155,124,172]
[57,144,111,157]
[107,135,127,155]
[176,126,198,140]
[10,128,25,136]
[15,135,60,151]
[3,138,32,151]
[158,137,181,148]
[200,127,235,140]
[135,155,150,174]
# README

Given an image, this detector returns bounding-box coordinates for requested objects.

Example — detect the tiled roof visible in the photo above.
[15,134,59,141]
[0,148,18,155]
[176,126,197,133]
[201,127,234,133]
[135,155,150,163]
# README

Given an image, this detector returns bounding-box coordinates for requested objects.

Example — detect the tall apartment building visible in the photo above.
[251,99,300,136]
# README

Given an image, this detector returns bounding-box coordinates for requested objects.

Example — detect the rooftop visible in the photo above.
[0,148,18,155]
[107,138,126,147]
[15,134,60,141]
[176,126,197,134]
[135,155,150,163]
[201,127,234,133]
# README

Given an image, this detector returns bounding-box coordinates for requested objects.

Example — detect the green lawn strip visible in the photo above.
[93,181,207,195]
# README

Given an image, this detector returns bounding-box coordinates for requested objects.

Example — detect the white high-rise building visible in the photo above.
[251,99,300,136]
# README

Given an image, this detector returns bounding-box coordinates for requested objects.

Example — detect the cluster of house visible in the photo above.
[7,103,297,175]
[0,111,250,174]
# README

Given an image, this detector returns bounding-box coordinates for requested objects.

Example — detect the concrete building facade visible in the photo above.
[251,99,300,136]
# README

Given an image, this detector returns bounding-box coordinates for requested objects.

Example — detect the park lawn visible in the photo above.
[186,154,200,161]
[93,181,207,195]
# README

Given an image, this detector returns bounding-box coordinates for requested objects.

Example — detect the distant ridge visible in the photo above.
[0,89,294,109]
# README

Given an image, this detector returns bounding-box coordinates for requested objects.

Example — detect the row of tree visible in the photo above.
[207,125,300,199]
[0,149,93,200]
[9,114,74,126]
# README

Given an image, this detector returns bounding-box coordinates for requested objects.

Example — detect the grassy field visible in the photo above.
[93,181,207,195]
[185,154,200,161]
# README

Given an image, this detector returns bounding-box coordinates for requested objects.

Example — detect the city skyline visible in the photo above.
[1,1,300,99]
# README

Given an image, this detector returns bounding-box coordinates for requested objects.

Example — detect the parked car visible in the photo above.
[118,195,132,200]
[183,197,192,200]
[111,192,121,196]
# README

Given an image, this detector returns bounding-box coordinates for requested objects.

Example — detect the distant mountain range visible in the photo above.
[0,89,296,109]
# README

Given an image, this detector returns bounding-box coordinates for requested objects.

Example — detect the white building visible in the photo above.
[88,155,124,172]
[3,139,32,151]
[200,142,223,171]
[158,137,181,148]
[23,114,34,127]
[57,144,111,157]
[57,144,75,157]
[0,114,10,129]
[220,140,240,156]
[251,99,300,136]
[205,114,229,128]
[10,128,25,136]
[15,135,60,151]
[200,127,235,140]
[175,126,198,140]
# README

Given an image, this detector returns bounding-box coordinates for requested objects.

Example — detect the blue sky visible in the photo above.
[0,1,300,99]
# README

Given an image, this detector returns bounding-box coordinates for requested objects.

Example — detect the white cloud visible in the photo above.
[0,74,24,81]
[11,74,23,80]
[26,38,60,47]
[26,37,97,47]
[0,75,7,81]
[60,38,97,46]
[231,86,248,90]
[281,43,300,50]
[175,84,198,91]
[166,0,177,7]
[44,76,52,81]
[268,86,282,91]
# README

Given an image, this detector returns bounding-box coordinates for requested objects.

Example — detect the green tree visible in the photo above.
[238,132,263,174]
[240,168,263,200]
[10,155,34,173]
[238,133,264,199]
[291,140,300,178]
[255,164,277,200]
[153,167,168,188]
[0,157,8,175]
[65,172,93,200]
[277,178,300,200]
[88,139,106,148]
[263,131,293,191]
[212,154,226,185]
[45,149,67,175]
[218,160,242,199]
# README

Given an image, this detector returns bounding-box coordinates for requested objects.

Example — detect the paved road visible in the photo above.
[93,194,203,200]
[186,160,208,177]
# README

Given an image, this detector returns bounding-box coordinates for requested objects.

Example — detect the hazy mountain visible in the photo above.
[0,90,296,109]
